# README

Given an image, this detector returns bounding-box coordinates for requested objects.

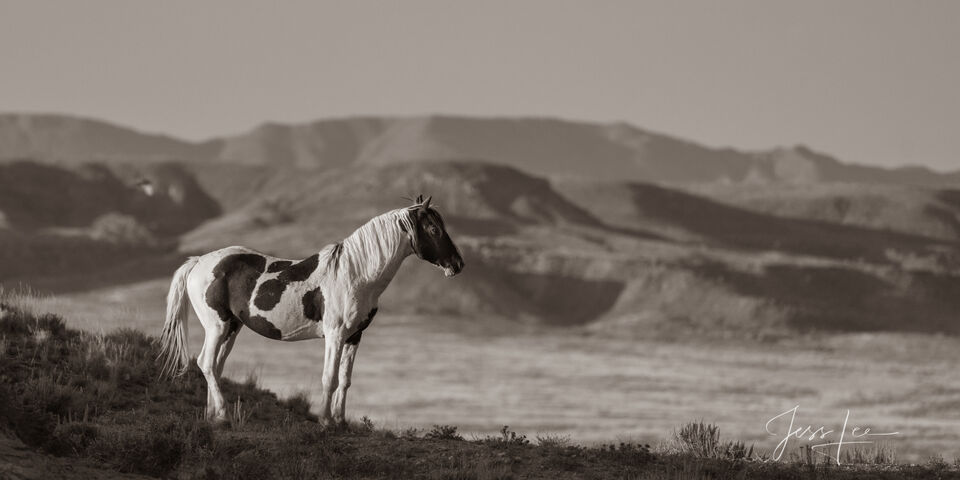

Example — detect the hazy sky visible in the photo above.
[1,1,957,170]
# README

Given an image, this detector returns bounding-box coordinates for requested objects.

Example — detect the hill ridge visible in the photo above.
[2,112,957,186]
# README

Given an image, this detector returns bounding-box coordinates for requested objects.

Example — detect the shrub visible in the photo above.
[719,440,753,461]
[45,422,99,455]
[87,414,192,476]
[675,420,720,458]
[595,442,655,466]
[184,420,216,452]
[425,424,463,441]
[357,415,376,433]
[535,433,571,448]
[24,373,86,418]
[243,368,261,388]
[480,425,529,447]
[224,447,274,480]
[0,308,66,337]
[840,443,896,465]
[926,454,949,472]
[0,383,57,447]
[231,397,253,428]
[291,421,328,445]
[280,391,317,422]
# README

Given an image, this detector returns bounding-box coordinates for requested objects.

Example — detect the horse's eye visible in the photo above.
[428,226,439,236]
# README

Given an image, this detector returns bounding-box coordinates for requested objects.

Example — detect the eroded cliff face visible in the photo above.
[4,157,959,336]
[0,160,219,281]
[187,160,960,335]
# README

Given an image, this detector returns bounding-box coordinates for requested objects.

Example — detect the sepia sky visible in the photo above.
[0,0,957,171]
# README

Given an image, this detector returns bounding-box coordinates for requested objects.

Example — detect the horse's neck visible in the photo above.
[337,210,411,291]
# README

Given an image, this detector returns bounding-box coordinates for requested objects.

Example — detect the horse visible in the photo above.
[157,196,464,426]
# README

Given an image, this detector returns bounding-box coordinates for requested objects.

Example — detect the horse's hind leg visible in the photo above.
[197,320,228,421]
[197,340,214,412]
[188,295,230,422]
[215,321,242,379]
[185,261,231,423]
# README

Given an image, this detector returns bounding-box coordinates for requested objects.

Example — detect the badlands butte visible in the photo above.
[1,113,959,337]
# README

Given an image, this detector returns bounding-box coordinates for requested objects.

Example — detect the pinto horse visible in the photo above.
[158,196,463,426]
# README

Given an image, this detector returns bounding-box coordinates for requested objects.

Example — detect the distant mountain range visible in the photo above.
[2,112,960,337]
[1,113,957,186]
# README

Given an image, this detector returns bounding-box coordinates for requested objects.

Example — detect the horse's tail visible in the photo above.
[158,256,200,379]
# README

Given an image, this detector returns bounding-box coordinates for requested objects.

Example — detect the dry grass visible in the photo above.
[2,301,959,478]
[6,284,960,464]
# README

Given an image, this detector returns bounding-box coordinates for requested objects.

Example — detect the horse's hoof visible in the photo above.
[212,416,231,428]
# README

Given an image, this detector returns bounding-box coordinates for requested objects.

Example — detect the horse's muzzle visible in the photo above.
[442,257,464,277]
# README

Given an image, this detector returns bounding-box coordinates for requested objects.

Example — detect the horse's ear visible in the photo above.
[422,196,432,210]
[415,194,424,204]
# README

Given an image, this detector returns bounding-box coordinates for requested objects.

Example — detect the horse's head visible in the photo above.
[404,196,464,277]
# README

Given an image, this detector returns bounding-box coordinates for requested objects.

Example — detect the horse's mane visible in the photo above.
[326,207,417,282]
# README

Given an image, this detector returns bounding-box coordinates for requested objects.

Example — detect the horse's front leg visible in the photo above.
[331,333,362,425]
[318,327,345,427]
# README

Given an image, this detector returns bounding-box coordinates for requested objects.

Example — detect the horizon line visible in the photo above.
[1,109,956,175]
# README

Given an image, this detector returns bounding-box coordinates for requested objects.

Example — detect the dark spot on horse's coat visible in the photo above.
[346,308,377,345]
[245,315,282,340]
[253,279,285,311]
[253,253,320,311]
[302,287,324,322]
[267,260,292,273]
[205,253,278,338]
[205,253,266,323]
[283,253,320,281]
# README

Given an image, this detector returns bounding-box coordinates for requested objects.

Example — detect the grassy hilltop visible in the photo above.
[1,299,957,480]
